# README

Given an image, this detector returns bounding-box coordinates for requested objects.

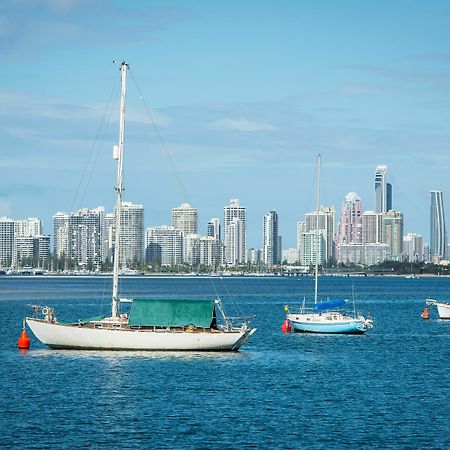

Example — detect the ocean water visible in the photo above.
[1,275,449,449]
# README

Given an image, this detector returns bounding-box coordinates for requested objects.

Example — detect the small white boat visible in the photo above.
[25,61,256,351]
[426,299,450,320]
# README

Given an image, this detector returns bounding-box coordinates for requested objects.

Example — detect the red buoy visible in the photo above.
[421,307,430,320]
[281,319,291,333]
[18,320,30,349]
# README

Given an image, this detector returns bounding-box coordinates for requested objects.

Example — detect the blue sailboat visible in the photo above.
[285,155,373,335]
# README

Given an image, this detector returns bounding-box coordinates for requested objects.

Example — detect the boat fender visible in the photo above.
[41,307,49,316]
[281,319,291,333]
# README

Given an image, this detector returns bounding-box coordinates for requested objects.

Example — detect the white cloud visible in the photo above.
[210,117,276,132]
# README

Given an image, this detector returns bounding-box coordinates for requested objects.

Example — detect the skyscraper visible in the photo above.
[145,226,183,266]
[0,217,15,267]
[224,199,246,265]
[430,190,447,260]
[262,211,280,265]
[53,207,105,267]
[336,193,363,263]
[382,210,404,261]
[207,218,221,241]
[374,165,388,213]
[172,203,198,235]
[305,206,335,263]
[119,202,144,265]
[225,217,245,266]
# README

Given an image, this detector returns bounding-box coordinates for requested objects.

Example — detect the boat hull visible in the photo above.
[286,313,370,334]
[436,303,450,319]
[26,318,255,351]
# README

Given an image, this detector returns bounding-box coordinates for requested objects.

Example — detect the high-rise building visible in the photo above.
[386,183,393,211]
[104,213,115,263]
[225,217,245,266]
[118,202,144,266]
[364,243,390,265]
[382,210,404,261]
[172,203,198,235]
[53,212,70,258]
[15,218,42,237]
[362,211,383,244]
[403,233,424,262]
[296,221,306,254]
[430,190,447,260]
[184,233,201,266]
[53,208,104,267]
[374,165,388,213]
[207,218,221,241]
[262,211,280,265]
[145,226,183,266]
[338,244,364,265]
[199,236,223,269]
[305,206,335,263]
[247,248,262,265]
[336,193,363,263]
[224,199,246,265]
[299,230,326,266]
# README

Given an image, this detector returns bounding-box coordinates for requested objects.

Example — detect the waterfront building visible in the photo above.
[199,236,223,269]
[283,248,300,265]
[336,193,363,262]
[247,248,262,265]
[430,190,447,260]
[305,207,335,263]
[338,244,364,265]
[53,208,104,267]
[15,218,42,237]
[299,230,326,266]
[34,235,51,261]
[403,233,424,262]
[117,202,144,266]
[207,218,221,241]
[145,226,183,266]
[262,211,281,265]
[296,221,306,258]
[225,217,245,266]
[224,199,246,265]
[382,210,404,261]
[423,243,430,263]
[364,243,390,266]
[374,165,391,213]
[184,233,201,266]
[104,213,115,263]
[53,212,70,258]
[362,211,383,244]
[172,203,198,235]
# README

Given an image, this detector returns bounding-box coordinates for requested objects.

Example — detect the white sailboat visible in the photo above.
[285,155,373,334]
[425,299,450,319]
[25,61,256,351]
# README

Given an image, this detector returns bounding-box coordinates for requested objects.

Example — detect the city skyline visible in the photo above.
[2,2,450,247]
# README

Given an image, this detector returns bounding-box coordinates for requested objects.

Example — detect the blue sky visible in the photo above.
[2,0,450,248]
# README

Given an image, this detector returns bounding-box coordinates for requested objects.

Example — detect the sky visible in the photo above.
[2,0,450,248]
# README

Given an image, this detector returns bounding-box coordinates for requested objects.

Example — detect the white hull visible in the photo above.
[26,318,255,351]
[426,299,450,319]
[436,303,450,319]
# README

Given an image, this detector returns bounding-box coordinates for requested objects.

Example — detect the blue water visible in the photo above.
[1,275,449,449]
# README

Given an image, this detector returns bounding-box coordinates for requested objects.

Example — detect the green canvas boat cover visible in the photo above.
[128,298,216,328]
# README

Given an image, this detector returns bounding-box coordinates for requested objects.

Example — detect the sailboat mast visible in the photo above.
[112,61,128,318]
[314,154,321,304]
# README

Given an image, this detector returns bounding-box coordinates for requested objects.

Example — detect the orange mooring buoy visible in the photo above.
[282,319,291,333]
[421,307,430,320]
[17,320,30,349]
